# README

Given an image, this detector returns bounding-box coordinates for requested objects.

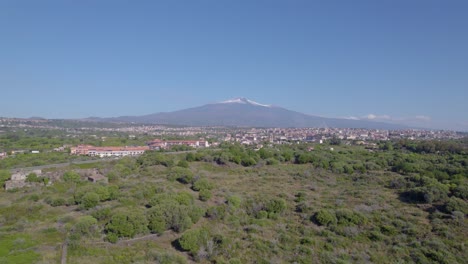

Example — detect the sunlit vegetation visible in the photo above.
[0,139,466,263]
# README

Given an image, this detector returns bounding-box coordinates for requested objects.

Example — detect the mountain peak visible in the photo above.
[218,97,271,107]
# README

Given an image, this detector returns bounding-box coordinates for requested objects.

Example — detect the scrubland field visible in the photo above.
[0,140,467,264]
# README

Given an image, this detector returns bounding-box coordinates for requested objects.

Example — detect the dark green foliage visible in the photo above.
[407,185,449,203]
[185,153,196,162]
[74,185,118,208]
[81,192,100,209]
[146,193,199,233]
[343,165,354,174]
[329,136,342,145]
[452,184,468,200]
[105,210,148,238]
[147,208,166,234]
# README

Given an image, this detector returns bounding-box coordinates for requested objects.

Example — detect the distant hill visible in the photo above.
[88,98,406,129]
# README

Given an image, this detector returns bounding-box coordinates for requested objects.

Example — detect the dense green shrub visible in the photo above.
[206,205,226,220]
[177,160,189,168]
[452,184,468,200]
[266,198,287,214]
[335,209,367,226]
[312,209,337,226]
[91,207,112,221]
[74,216,98,236]
[193,178,214,191]
[188,207,205,223]
[137,151,174,167]
[63,171,81,182]
[168,167,194,184]
[47,197,66,207]
[199,189,212,201]
[81,192,100,209]
[175,192,194,206]
[105,210,148,238]
[227,195,241,208]
[147,208,166,234]
[444,197,468,214]
[178,227,210,254]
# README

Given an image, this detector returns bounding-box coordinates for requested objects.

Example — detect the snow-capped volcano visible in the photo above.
[219,97,271,107]
[88,97,406,129]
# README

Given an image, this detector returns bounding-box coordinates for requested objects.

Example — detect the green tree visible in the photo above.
[147,208,167,234]
[81,192,100,209]
[178,227,210,254]
[63,171,81,183]
[106,210,148,238]
[74,216,98,236]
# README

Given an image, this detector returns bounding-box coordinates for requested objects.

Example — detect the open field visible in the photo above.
[0,141,467,263]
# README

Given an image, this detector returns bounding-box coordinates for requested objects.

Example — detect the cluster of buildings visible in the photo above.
[222,127,465,145]
[70,139,210,157]
[70,145,149,158]
[146,139,209,150]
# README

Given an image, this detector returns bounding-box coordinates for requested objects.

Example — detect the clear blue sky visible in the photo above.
[1,0,467,130]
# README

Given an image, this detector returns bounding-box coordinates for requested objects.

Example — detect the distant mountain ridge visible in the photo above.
[87,97,406,129]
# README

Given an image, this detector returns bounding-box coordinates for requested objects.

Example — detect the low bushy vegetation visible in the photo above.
[0,139,466,263]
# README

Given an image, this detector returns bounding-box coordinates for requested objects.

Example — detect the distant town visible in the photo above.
[0,117,466,161]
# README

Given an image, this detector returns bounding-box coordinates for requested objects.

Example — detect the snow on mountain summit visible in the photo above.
[219,97,271,107]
